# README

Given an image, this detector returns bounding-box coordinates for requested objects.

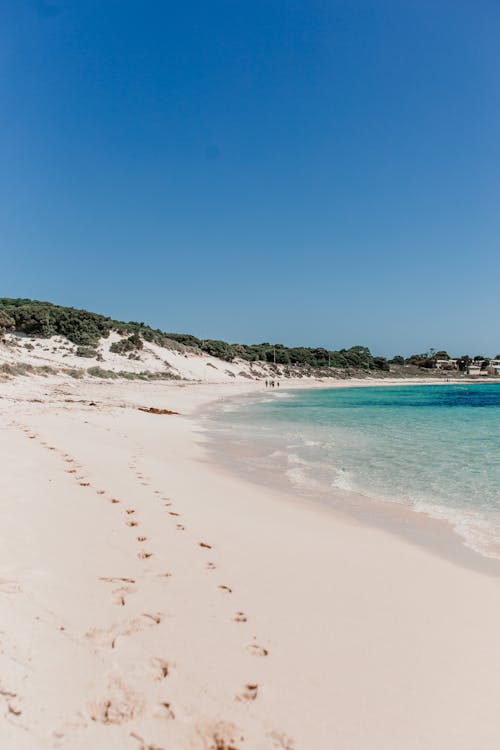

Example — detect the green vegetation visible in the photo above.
[109,333,143,355]
[0,298,112,345]
[76,346,99,358]
[0,298,392,372]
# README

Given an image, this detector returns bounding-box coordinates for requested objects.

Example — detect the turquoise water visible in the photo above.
[209,384,500,559]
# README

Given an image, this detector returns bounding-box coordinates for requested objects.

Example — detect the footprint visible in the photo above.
[126,520,138,527]
[99,577,136,584]
[235,683,258,702]
[168,511,180,517]
[247,643,269,657]
[0,579,21,594]
[8,701,22,716]
[142,612,162,625]
[269,731,297,749]
[233,612,247,623]
[198,542,212,549]
[125,509,136,515]
[86,613,164,649]
[176,524,185,531]
[130,731,166,750]
[96,490,106,495]
[218,585,233,594]
[159,701,175,719]
[204,722,244,750]
[111,587,133,606]
[79,482,90,487]
[88,689,137,725]
[110,498,120,504]
[137,551,153,560]
[205,562,216,570]
[137,536,147,542]
[151,658,170,680]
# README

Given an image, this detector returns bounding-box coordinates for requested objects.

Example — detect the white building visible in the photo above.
[435,359,458,370]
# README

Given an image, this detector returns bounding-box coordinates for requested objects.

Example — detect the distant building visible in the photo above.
[488,360,500,376]
[467,364,488,376]
[435,359,458,370]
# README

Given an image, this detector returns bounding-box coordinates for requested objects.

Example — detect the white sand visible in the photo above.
[1,373,500,749]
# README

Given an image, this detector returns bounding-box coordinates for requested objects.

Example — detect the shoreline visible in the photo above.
[200,379,500,575]
[2,374,500,747]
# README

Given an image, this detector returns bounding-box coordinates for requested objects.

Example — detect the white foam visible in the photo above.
[413,499,500,560]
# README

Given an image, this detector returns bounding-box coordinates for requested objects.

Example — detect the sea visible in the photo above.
[205,383,500,561]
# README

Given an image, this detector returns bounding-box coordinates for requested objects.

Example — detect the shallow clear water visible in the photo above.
[208,384,500,559]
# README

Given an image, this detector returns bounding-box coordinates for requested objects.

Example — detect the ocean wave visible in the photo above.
[331,468,355,492]
[413,499,500,560]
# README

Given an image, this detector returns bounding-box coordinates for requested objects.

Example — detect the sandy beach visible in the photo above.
[2,374,500,750]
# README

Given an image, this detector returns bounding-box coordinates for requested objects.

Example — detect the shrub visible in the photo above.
[110,333,144,355]
[87,366,118,379]
[76,346,98,358]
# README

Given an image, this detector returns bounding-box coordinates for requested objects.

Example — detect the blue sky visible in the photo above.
[2,1,500,356]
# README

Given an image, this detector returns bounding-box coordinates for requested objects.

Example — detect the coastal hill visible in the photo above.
[0,297,470,382]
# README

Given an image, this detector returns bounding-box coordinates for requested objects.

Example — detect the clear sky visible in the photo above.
[2,1,500,356]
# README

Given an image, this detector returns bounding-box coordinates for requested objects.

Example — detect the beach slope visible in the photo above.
[1,376,500,749]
